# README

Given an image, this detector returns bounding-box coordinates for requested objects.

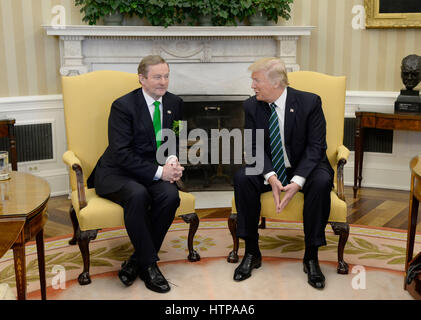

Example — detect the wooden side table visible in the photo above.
[354,112,421,198]
[0,172,50,300]
[405,155,421,300]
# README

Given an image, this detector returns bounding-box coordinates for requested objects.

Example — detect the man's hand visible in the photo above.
[268,176,301,213]
[162,159,184,183]
[268,175,285,213]
[277,182,300,213]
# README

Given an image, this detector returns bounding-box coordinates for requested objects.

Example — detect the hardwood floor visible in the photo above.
[43,186,421,239]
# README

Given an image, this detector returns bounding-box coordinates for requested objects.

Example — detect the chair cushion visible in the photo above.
[72,188,196,231]
[231,190,347,223]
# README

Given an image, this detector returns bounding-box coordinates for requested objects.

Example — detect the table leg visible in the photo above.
[36,229,47,300]
[12,232,26,300]
[406,192,419,272]
[353,115,363,198]
[358,128,365,189]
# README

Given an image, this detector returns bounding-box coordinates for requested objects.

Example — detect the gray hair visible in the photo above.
[248,57,289,87]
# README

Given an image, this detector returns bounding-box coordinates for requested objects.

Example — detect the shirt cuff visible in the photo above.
[154,166,163,180]
[263,171,277,185]
[155,155,178,180]
[290,175,305,189]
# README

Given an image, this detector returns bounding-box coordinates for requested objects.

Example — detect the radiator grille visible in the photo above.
[343,118,393,153]
[0,123,53,162]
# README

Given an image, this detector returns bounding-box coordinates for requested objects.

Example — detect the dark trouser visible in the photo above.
[234,162,333,248]
[102,179,180,268]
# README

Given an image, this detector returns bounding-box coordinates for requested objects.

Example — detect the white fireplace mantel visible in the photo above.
[44,25,314,95]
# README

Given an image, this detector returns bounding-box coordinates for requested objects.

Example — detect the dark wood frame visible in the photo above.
[226,157,350,275]
[68,163,201,285]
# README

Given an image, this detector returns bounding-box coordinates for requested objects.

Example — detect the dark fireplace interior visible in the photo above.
[180,95,248,191]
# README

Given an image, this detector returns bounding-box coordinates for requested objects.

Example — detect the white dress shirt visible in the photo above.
[263,88,306,188]
[142,91,177,180]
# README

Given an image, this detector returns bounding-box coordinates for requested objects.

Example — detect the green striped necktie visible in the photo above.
[269,102,288,185]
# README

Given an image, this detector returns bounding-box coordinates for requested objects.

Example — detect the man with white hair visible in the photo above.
[233,57,334,289]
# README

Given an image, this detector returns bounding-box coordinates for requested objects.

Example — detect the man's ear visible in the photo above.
[138,73,145,85]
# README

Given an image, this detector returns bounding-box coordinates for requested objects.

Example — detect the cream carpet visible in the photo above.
[0,220,419,300]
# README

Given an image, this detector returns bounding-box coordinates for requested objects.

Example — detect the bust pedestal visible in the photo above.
[394,90,421,113]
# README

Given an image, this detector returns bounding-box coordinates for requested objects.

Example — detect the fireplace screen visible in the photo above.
[179,95,248,191]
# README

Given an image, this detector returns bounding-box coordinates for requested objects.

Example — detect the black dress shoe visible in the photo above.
[233,253,262,281]
[303,259,325,289]
[118,259,139,286]
[139,263,170,293]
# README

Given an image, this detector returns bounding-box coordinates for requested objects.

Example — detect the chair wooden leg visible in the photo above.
[181,213,200,262]
[76,228,98,285]
[330,222,349,274]
[68,205,78,246]
[227,214,239,263]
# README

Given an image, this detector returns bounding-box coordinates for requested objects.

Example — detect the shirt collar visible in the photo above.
[272,87,287,109]
[143,89,163,107]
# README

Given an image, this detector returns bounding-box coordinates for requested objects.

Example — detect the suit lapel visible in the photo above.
[162,93,174,130]
[138,89,157,148]
[284,87,297,145]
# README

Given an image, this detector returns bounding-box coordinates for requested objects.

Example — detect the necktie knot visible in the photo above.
[153,101,160,109]
[270,102,277,111]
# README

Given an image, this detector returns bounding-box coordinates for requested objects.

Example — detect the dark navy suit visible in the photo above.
[234,86,334,248]
[93,88,183,268]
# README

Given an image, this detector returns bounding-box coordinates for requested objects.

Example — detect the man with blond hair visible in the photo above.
[92,55,184,293]
[233,57,334,289]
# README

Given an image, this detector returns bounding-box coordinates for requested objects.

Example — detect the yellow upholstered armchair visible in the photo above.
[228,71,350,275]
[62,70,200,285]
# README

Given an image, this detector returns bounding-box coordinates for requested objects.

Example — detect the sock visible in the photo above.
[304,246,318,262]
[244,237,261,256]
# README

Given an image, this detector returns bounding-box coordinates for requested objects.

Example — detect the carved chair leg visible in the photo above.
[181,213,200,262]
[76,228,98,285]
[68,205,78,246]
[330,222,350,274]
[227,214,239,263]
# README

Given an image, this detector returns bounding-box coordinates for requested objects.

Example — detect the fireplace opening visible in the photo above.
[179,95,249,191]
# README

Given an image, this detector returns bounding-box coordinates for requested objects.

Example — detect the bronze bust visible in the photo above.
[401,54,421,91]
[395,54,421,113]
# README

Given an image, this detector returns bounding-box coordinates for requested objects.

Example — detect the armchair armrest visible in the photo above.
[336,145,350,201]
[63,150,87,209]
[336,145,350,163]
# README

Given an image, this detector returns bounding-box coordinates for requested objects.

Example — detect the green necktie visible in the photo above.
[153,101,161,147]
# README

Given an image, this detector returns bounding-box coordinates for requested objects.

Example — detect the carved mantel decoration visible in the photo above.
[44,25,313,95]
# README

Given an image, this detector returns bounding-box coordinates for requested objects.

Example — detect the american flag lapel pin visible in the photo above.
[167,110,172,114]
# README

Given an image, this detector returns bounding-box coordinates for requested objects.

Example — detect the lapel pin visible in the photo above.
[167,110,172,114]
[290,108,294,112]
